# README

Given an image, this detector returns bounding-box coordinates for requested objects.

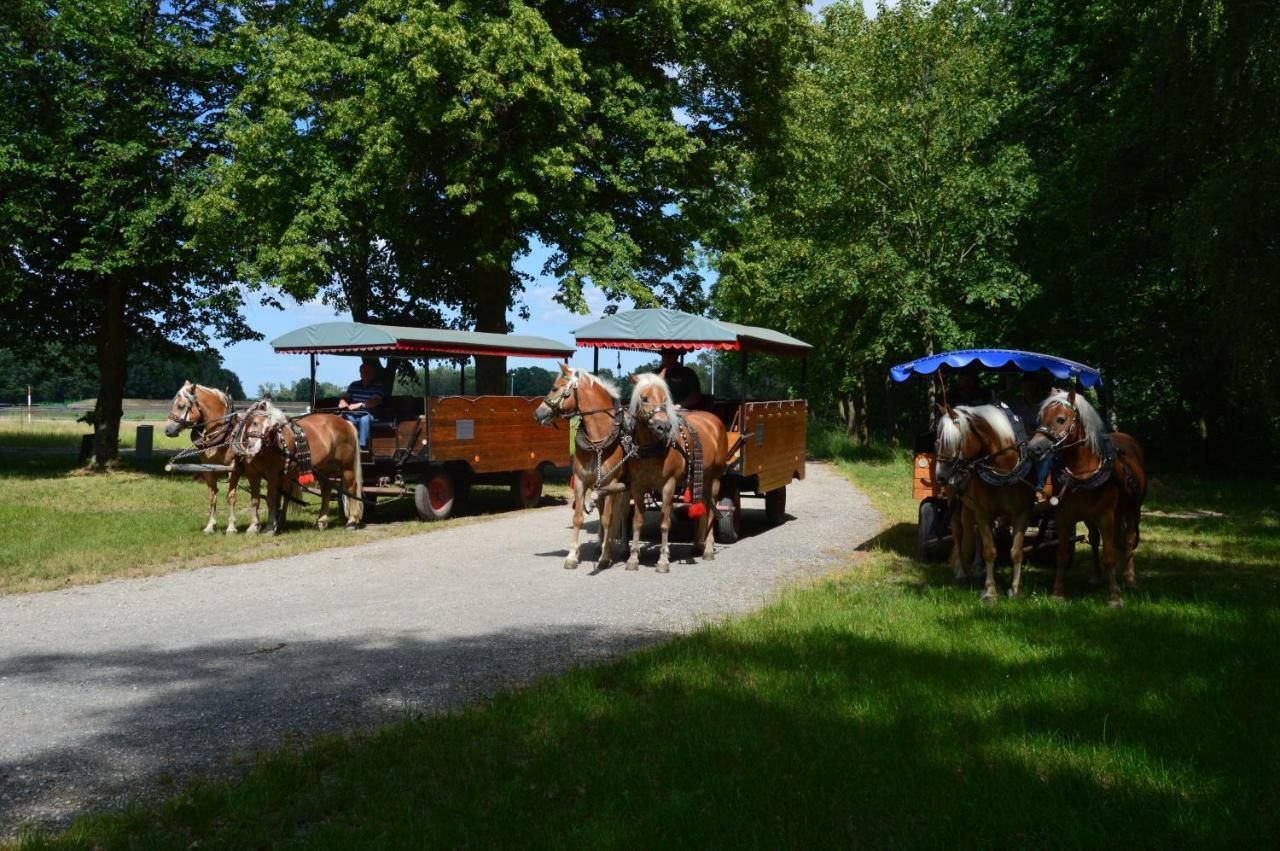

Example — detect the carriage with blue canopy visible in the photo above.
[888,348,1109,561]
[573,308,810,542]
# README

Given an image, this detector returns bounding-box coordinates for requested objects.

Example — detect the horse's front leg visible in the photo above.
[316,478,331,530]
[948,500,967,580]
[626,483,645,570]
[657,477,678,573]
[203,473,219,534]
[976,513,999,603]
[1123,511,1139,590]
[224,468,240,535]
[700,476,720,561]
[1100,511,1122,608]
[565,473,586,569]
[245,475,261,535]
[265,475,281,536]
[596,490,616,571]
[1008,509,1030,599]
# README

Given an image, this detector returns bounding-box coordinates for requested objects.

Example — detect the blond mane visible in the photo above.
[936,404,1017,456]
[569,368,619,399]
[1040,390,1105,455]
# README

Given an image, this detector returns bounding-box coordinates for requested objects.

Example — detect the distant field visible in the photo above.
[0,418,190,451]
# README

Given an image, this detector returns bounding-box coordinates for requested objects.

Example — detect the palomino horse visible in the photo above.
[625,372,730,573]
[234,403,364,535]
[935,403,1035,601]
[1029,390,1146,607]
[164,381,259,535]
[533,365,630,570]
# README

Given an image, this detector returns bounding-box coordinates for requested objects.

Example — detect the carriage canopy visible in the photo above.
[888,348,1103,388]
[271,322,575,360]
[573,308,811,358]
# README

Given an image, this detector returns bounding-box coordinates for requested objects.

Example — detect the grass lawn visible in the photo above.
[13,439,1280,848]
[0,417,191,450]
[0,453,569,594]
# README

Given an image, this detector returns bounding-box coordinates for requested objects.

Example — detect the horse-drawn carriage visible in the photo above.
[270,322,575,521]
[572,308,811,542]
[889,348,1109,562]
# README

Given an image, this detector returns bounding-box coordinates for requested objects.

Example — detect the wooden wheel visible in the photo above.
[511,468,543,509]
[414,471,455,521]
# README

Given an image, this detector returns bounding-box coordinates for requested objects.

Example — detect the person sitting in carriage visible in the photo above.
[947,365,996,408]
[1009,373,1054,497]
[338,361,385,448]
[657,348,703,409]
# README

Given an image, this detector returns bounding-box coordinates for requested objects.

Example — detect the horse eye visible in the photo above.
[1056,416,1066,424]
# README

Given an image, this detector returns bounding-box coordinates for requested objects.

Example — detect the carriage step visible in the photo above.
[165,462,236,474]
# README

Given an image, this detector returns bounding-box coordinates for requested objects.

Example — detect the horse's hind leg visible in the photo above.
[977,513,999,603]
[1009,512,1029,599]
[701,477,720,561]
[203,474,218,534]
[1100,512,1122,607]
[316,479,331,530]
[596,492,614,571]
[246,475,261,535]
[1123,511,1139,590]
[627,485,644,570]
[343,467,362,528]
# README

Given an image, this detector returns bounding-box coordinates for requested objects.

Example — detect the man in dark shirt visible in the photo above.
[658,348,702,408]
[339,361,384,448]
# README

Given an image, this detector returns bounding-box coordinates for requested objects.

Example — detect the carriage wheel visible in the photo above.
[415,471,455,521]
[917,498,948,562]
[511,468,543,509]
[714,492,740,544]
[764,487,788,525]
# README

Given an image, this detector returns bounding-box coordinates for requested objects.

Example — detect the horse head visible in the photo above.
[165,381,229,438]
[630,371,678,442]
[1029,388,1103,462]
[934,404,1017,487]
[534,364,619,425]
[235,401,288,460]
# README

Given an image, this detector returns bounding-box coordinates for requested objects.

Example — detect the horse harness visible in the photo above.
[939,403,1033,493]
[168,387,241,462]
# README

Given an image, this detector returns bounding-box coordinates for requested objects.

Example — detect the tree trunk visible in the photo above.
[472,262,510,395]
[93,274,128,468]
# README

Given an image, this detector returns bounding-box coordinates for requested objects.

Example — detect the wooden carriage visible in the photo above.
[888,348,1110,561]
[271,322,575,521]
[573,308,811,543]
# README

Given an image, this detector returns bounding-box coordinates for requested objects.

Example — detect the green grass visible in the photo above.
[0,417,190,450]
[0,453,569,594]
[13,433,1280,848]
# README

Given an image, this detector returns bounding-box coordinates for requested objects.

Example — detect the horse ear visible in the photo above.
[629,373,640,384]
[657,367,668,379]
[559,362,572,376]
[1067,388,1077,406]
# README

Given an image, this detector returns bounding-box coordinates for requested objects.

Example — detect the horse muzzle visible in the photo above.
[533,403,554,425]
[1027,433,1053,460]
[164,421,182,438]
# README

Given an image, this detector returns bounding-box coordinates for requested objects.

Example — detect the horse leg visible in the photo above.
[701,477,720,561]
[1100,512,1122,607]
[316,479,331,530]
[626,485,644,570]
[1123,510,1139,590]
[565,475,586,570]
[224,469,239,535]
[265,475,280,536]
[977,513,999,603]
[203,474,218,534]
[657,477,677,574]
[1052,517,1074,600]
[1008,511,1029,599]
[246,475,261,535]
[1086,521,1102,585]
[343,466,363,529]
[596,491,614,572]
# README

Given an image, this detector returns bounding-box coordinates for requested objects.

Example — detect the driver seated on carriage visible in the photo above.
[338,361,386,448]
[657,348,703,409]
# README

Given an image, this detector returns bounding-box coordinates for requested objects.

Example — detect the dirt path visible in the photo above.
[0,463,878,835]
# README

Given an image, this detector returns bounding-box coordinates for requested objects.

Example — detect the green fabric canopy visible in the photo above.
[271,322,575,359]
[573,308,811,358]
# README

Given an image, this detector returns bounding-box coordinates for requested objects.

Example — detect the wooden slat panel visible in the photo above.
[739,400,806,493]
[913,452,939,500]
[427,395,568,471]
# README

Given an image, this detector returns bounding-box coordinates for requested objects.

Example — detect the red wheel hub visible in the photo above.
[428,479,449,510]
[522,472,538,500]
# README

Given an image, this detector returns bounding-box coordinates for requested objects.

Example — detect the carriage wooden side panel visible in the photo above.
[737,400,807,494]
[426,396,568,474]
[913,453,940,500]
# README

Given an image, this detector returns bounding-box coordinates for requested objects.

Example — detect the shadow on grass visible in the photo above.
[12,587,1278,848]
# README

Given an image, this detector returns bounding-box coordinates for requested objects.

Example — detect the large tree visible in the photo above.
[192,0,809,392]
[716,0,1034,432]
[0,0,252,465]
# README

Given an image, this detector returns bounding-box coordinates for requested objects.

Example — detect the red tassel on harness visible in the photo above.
[684,486,706,519]
[297,473,315,486]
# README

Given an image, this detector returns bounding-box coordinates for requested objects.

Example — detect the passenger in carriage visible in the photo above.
[338,361,385,448]
[657,348,704,409]
[1009,373,1053,495]
[946,365,996,408]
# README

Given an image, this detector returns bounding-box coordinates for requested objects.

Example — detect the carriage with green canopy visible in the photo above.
[573,308,810,542]
[270,322,575,521]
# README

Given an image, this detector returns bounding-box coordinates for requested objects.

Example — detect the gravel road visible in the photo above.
[0,463,878,835]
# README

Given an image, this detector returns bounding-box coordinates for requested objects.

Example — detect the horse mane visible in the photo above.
[630,372,679,425]
[570,368,619,399]
[1041,390,1105,455]
[194,384,230,407]
[259,401,290,427]
[936,404,1016,455]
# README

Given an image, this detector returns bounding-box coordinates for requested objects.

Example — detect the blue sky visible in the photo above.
[218,0,880,394]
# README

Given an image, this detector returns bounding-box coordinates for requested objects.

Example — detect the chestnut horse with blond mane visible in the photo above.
[234,402,364,535]
[625,372,730,573]
[1029,390,1146,607]
[164,381,260,534]
[534,365,630,570]
[935,403,1036,601]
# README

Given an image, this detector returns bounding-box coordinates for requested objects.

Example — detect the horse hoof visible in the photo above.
[1051,593,1066,602]
[657,561,670,574]
[563,558,578,570]
[980,591,998,604]
[245,526,259,536]
[1007,588,1023,600]
[203,527,215,536]
[1124,578,1138,591]
[1109,597,1125,609]
[225,527,237,536]
[626,560,639,571]
[703,549,716,562]
[346,522,360,531]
